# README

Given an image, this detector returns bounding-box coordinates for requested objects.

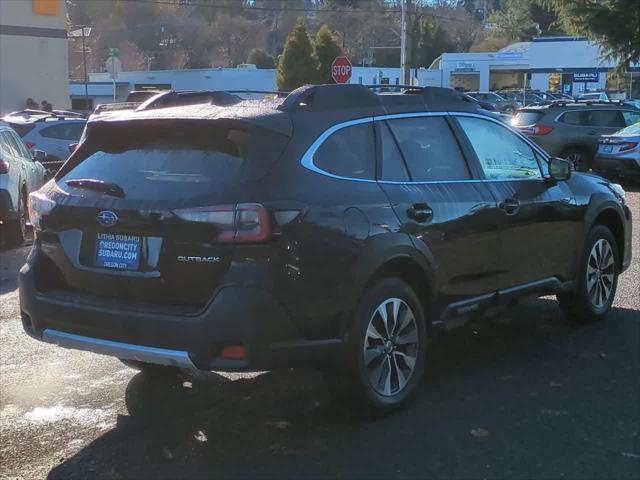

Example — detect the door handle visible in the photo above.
[498,198,520,215]
[407,203,433,222]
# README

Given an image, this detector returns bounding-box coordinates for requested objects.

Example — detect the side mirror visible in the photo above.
[31,149,46,163]
[548,157,572,181]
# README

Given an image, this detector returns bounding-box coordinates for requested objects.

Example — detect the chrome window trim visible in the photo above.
[300,111,551,185]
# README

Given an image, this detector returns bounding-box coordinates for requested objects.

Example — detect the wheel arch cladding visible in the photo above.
[362,255,434,331]
[592,208,625,271]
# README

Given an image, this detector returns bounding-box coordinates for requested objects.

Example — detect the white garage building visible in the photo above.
[429,36,638,95]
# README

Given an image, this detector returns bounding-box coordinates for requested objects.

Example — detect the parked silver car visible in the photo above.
[592,121,640,183]
[0,123,47,244]
[467,91,522,114]
[2,110,86,174]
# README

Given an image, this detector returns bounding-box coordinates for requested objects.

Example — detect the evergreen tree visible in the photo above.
[314,25,343,84]
[411,18,455,68]
[545,0,640,67]
[276,18,319,90]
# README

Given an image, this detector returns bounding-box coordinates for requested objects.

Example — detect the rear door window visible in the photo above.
[457,116,542,180]
[559,111,585,125]
[313,122,375,180]
[59,122,288,201]
[40,122,86,140]
[586,110,625,128]
[511,111,545,126]
[378,122,409,182]
[386,116,470,181]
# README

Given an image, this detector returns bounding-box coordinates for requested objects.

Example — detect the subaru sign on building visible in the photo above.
[573,71,600,83]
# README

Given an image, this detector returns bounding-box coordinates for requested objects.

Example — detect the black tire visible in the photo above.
[327,277,427,414]
[6,190,27,246]
[562,147,591,172]
[559,225,619,324]
[119,359,182,376]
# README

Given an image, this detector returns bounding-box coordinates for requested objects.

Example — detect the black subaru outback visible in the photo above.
[20,85,632,411]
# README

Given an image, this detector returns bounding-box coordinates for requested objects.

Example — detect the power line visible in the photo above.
[117,0,401,13]
[115,0,472,23]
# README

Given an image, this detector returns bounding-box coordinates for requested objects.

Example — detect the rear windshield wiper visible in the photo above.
[65,179,126,198]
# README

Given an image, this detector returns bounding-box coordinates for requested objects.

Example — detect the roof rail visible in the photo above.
[135,90,242,111]
[226,90,289,98]
[51,109,86,118]
[277,83,466,112]
[4,109,86,121]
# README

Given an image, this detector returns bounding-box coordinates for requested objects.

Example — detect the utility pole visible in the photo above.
[400,0,411,85]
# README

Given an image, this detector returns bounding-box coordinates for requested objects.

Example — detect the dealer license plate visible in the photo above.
[95,233,142,270]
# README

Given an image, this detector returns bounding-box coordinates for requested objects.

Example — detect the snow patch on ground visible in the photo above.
[24,404,112,428]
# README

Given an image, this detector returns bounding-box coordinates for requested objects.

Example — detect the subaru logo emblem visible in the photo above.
[97,210,118,227]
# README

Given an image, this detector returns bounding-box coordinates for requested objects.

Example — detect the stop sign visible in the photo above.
[331,56,352,84]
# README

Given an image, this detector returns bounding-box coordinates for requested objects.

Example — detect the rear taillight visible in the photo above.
[173,203,271,244]
[0,160,8,174]
[519,124,553,135]
[28,191,56,230]
[25,142,36,150]
[620,142,638,152]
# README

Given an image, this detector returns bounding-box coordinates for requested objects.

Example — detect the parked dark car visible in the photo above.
[511,101,640,170]
[467,91,521,114]
[498,89,546,106]
[21,85,632,412]
[593,122,640,183]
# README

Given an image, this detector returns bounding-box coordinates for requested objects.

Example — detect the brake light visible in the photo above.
[221,345,246,360]
[0,160,8,174]
[522,124,553,135]
[25,142,36,150]
[620,142,638,152]
[28,191,56,230]
[173,203,271,244]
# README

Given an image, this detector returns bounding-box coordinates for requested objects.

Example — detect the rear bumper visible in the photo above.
[592,155,640,180]
[19,251,343,371]
[42,329,198,369]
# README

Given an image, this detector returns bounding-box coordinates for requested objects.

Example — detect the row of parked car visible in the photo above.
[510,99,640,180]
[1,109,86,244]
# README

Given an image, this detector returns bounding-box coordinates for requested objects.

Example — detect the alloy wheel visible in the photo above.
[363,298,419,397]
[587,239,615,309]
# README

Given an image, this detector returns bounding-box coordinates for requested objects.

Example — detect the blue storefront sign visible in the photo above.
[572,71,599,83]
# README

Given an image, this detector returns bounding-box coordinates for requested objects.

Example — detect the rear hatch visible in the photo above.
[35,119,289,310]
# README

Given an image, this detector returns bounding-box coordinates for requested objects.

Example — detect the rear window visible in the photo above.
[6,122,35,137]
[313,122,375,180]
[59,122,288,201]
[511,111,545,126]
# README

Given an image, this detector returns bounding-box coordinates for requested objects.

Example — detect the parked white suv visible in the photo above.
[0,123,46,245]
[2,110,86,175]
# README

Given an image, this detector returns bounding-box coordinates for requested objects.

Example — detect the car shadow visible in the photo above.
[47,300,640,479]
[0,242,31,295]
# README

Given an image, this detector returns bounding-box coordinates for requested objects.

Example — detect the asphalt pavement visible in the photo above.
[1,188,639,480]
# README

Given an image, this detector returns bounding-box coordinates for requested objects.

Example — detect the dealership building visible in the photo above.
[428,36,639,95]
[0,0,69,114]
[68,35,639,110]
